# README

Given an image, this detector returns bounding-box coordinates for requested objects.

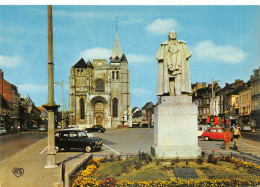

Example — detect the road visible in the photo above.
[1,128,259,163]
[0,131,47,161]
[91,128,260,159]
[241,131,260,142]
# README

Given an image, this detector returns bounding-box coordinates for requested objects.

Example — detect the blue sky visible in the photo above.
[0,5,259,110]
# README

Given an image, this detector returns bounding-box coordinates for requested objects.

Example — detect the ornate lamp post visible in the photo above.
[42,5,60,168]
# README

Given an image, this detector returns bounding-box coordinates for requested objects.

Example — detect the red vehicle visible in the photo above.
[201,127,225,141]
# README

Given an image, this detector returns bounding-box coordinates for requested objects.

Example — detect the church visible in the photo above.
[69,31,132,129]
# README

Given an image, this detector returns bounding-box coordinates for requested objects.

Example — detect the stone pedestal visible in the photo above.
[151,96,200,158]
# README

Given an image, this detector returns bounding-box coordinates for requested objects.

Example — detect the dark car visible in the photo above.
[55,129,103,153]
[85,125,106,133]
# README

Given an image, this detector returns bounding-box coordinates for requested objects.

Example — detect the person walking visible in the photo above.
[224,128,232,149]
[232,124,242,150]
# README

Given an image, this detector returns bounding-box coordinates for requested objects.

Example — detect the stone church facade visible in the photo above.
[69,32,132,129]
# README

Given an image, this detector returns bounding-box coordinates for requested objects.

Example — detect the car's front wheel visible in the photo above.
[85,146,92,153]
[204,136,209,141]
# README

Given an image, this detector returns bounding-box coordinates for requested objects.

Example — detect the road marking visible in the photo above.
[103,144,120,155]
[239,140,260,150]
[40,146,48,154]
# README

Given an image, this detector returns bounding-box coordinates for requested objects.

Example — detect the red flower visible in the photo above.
[120,162,123,164]
[98,175,101,177]
[212,149,215,152]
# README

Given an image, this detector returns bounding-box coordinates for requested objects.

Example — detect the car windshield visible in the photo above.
[78,131,87,137]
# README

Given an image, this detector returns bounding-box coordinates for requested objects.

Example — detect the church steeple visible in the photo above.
[111,31,123,61]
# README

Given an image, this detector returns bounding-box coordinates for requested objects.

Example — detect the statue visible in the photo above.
[156,31,192,96]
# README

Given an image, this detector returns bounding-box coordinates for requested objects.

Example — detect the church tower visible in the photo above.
[69,30,131,129]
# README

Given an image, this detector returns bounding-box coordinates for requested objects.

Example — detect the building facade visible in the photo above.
[250,67,260,129]
[238,84,251,126]
[217,80,244,126]
[69,32,131,129]
[0,69,20,131]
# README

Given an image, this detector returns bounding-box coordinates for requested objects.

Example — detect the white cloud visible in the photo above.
[193,40,247,63]
[80,47,112,60]
[80,47,153,64]
[0,55,21,68]
[146,18,178,35]
[132,88,150,95]
[18,84,48,93]
[127,54,154,63]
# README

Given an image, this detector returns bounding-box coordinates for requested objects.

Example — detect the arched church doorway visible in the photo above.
[94,101,104,126]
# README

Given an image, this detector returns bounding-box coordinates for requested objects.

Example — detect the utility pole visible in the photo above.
[211,79,221,116]
[55,80,65,129]
[42,5,60,168]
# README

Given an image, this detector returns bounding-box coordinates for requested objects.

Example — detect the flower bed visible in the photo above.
[72,152,260,187]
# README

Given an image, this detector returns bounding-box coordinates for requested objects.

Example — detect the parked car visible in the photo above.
[197,125,208,137]
[201,127,226,141]
[242,125,252,132]
[0,127,7,135]
[55,129,103,152]
[39,126,47,132]
[85,125,106,133]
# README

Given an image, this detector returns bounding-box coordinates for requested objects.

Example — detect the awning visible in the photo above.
[141,121,149,124]
[206,117,219,125]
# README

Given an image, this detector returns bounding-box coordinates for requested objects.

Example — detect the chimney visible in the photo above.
[214,82,218,88]
[235,79,244,88]
[208,84,212,88]
[202,82,206,88]
[226,83,229,87]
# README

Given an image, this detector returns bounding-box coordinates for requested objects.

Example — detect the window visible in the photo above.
[112,71,115,80]
[80,98,85,119]
[116,71,119,80]
[69,132,78,138]
[61,133,69,138]
[95,79,105,92]
[113,98,118,117]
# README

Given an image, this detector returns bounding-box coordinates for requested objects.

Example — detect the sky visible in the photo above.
[0,5,259,110]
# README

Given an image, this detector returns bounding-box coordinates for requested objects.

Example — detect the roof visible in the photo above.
[230,86,244,95]
[141,102,154,109]
[37,107,44,111]
[111,31,122,60]
[72,58,88,68]
[86,60,93,68]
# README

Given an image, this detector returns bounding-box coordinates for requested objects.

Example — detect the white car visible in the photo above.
[197,125,208,137]
[0,127,7,135]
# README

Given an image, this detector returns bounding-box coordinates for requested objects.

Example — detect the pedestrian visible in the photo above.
[232,124,242,150]
[224,128,231,149]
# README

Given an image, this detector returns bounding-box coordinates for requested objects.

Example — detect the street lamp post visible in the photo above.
[211,79,221,116]
[55,80,65,129]
[42,5,60,168]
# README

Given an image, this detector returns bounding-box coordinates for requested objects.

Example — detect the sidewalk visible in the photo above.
[0,137,91,187]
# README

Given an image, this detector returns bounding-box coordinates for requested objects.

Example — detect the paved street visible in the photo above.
[0,131,47,161]
[1,128,259,161]
[87,128,260,159]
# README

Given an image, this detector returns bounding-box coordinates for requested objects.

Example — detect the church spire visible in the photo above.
[111,31,123,61]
